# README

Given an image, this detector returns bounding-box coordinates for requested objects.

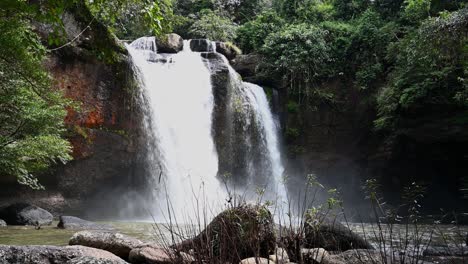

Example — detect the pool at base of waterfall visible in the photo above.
[1,221,466,247]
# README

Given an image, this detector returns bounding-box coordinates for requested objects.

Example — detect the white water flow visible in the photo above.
[127,38,226,222]
[243,82,287,202]
[126,37,288,222]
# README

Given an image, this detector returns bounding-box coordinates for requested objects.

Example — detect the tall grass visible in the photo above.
[146,175,467,264]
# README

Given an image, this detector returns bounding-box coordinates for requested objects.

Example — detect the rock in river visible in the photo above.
[173,204,276,263]
[304,215,373,251]
[69,230,144,260]
[0,203,53,226]
[58,216,115,230]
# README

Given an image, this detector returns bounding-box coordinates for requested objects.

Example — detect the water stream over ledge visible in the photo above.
[126,38,288,222]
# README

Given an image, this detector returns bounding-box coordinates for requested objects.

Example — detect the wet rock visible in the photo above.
[336,249,384,264]
[128,245,193,264]
[0,219,6,226]
[173,204,276,263]
[0,203,53,226]
[423,246,468,256]
[239,257,271,264]
[190,39,213,52]
[269,247,289,264]
[67,256,128,264]
[231,54,261,78]
[58,216,115,230]
[301,248,331,264]
[304,215,373,251]
[0,245,125,264]
[156,33,184,53]
[69,231,144,260]
[215,42,240,60]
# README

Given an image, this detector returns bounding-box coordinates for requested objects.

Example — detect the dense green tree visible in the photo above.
[0,0,72,189]
[0,0,173,189]
[189,9,238,41]
[262,24,330,103]
[375,9,468,130]
[86,0,174,38]
[236,11,285,53]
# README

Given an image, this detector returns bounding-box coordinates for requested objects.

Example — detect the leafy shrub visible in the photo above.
[236,11,285,53]
[375,9,468,130]
[189,9,238,41]
[0,9,72,189]
[262,23,330,96]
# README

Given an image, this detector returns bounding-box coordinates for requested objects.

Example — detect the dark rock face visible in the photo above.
[69,231,144,260]
[231,54,259,77]
[304,215,373,251]
[0,203,53,226]
[215,41,239,60]
[0,245,126,264]
[58,216,115,230]
[173,204,276,263]
[190,39,213,52]
[156,33,183,53]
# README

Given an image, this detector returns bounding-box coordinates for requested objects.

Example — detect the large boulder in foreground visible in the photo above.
[0,245,127,264]
[156,33,183,53]
[173,204,276,263]
[69,231,144,260]
[58,216,115,230]
[0,203,53,226]
[304,215,373,251]
[0,219,6,226]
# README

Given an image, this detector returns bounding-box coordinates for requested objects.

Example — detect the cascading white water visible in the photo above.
[126,37,288,221]
[243,82,287,201]
[127,38,226,222]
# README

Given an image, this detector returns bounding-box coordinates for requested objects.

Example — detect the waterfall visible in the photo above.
[126,37,287,222]
[127,38,226,222]
[243,82,287,201]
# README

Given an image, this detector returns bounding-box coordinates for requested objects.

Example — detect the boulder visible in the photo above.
[269,247,289,264]
[129,245,193,264]
[0,245,126,264]
[0,203,53,226]
[301,248,331,264]
[155,33,183,53]
[67,256,128,264]
[336,249,384,264]
[239,257,271,264]
[231,54,261,78]
[69,231,144,260]
[304,215,373,251]
[0,219,6,226]
[190,39,213,52]
[215,41,240,60]
[173,204,276,263]
[58,216,115,230]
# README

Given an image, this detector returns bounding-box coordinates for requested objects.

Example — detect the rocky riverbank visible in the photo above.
[1,203,467,264]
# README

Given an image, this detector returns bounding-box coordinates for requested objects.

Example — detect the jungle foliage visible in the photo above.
[0,0,173,188]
